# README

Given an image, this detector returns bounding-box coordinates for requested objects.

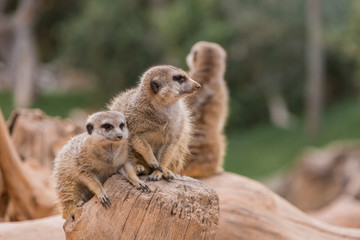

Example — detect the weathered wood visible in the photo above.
[0,109,58,221]
[8,108,83,168]
[0,215,64,240]
[273,142,360,211]
[310,196,360,229]
[203,172,360,240]
[64,175,219,240]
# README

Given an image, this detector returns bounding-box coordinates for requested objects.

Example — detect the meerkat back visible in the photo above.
[181,41,229,178]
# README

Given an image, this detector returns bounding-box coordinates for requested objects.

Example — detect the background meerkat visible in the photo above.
[53,111,149,219]
[108,65,201,181]
[181,41,229,178]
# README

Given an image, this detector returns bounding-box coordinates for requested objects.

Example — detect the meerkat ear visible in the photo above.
[86,123,94,134]
[150,80,161,94]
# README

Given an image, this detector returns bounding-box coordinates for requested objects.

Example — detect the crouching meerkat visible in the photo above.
[181,41,229,178]
[108,65,201,181]
[53,111,149,219]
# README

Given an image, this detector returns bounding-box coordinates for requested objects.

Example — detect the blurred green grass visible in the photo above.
[225,98,360,178]
[2,91,360,179]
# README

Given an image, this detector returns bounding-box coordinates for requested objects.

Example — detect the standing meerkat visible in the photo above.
[53,111,149,219]
[181,41,229,178]
[108,65,201,181]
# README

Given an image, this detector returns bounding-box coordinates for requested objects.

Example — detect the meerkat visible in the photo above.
[108,65,201,181]
[181,41,229,178]
[53,111,149,219]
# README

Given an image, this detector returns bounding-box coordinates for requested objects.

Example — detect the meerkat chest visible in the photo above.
[94,144,127,170]
[143,124,173,146]
[144,115,183,147]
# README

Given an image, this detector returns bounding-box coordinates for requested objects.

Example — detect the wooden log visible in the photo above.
[310,196,360,229]
[64,175,219,240]
[273,142,360,211]
[0,215,64,240]
[203,172,360,240]
[8,108,83,169]
[0,109,58,221]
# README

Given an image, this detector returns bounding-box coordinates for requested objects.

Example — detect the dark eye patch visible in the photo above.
[102,123,113,130]
[119,122,125,129]
[173,75,186,84]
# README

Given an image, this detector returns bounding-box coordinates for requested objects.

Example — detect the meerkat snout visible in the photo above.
[194,81,201,89]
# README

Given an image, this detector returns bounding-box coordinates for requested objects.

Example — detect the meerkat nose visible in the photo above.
[196,83,201,89]
[117,135,123,139]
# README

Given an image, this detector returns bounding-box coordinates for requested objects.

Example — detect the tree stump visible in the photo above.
[64,175,219,240]
[8,108,83,168]
[0,109,58,221]
[203,172,360,240]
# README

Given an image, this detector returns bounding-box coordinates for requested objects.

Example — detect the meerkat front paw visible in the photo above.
[98,193,111,209]
[163,169,175,180]
[146,170,163,181]
[136,180,151,192]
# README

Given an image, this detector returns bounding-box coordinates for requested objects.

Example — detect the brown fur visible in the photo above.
[181,41,229,178]
[108,65,200,181]
[53,111,149,219]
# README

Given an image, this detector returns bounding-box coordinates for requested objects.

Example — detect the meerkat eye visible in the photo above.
[102,123,113,130]
[173,75,186,84]
[119,122,125,129]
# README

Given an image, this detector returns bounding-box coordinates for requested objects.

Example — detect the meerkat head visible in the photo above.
[186,41,226,74]
[85,111,128,143]
[140,65,201,104]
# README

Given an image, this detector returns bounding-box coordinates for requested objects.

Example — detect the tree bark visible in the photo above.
[64,175,220,240]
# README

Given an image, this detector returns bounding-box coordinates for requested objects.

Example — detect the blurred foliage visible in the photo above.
[24,0,359,130]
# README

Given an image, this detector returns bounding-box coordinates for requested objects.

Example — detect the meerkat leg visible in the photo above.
[77,173,111,209]
[132,134,162,172]
[147,143,176,181]
[160,142,179,180]
[119,162,150,192]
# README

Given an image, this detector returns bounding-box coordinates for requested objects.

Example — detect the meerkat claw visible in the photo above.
[100,195,111,209]
[156,166,163,172]
[139,183,151,192]
[146,176,154,181]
